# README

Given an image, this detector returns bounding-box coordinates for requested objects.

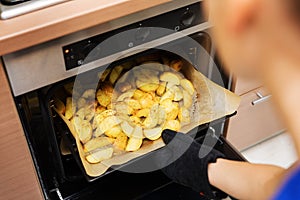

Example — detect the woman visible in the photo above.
[160,0,300,199]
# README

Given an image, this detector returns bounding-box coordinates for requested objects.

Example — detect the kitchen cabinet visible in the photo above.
[226,77,285,150]
[0,61,43,200]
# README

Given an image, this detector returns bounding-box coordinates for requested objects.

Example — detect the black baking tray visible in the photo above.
[53,110,238,182]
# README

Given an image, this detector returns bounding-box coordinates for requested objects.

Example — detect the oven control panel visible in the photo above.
[62,2,206,70]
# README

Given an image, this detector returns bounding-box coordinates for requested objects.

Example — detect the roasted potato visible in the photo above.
[156,81,167,96]
[182,90,193,108]
[86,147,113,164]
[77,97,87,109]
[180,79,195,95]
[96,89,111,107]
[83,137,114,152]
[120,121,134,137]
[163,120,181,131]
[116,90,135,102]
[170,60,183,71]
[113,132,128,151]
[144,127,162,140]
[131,126,144,139]
[54,98,65,114]
[160,90,175,103]
[82,89,96,99]
[99,116,122,133]
[160,72,180,86]
[133,89,144,100]
[105,125,123,138]
[125,137,143,152]
[92,109,116,129]
[135,108,150,118]
[143,103,159,129]
[178,107,191,123]
[125,99,141,110]
[138,82,159,93]
[169,85,183,101]
[72,117,92,144]
[98,68,112,82]
[65,97,75,120]
[109,65,123,84]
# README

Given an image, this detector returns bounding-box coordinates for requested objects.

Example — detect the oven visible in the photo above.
[2,1,245,200]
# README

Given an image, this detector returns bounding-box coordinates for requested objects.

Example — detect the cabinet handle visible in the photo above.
[251,92,271,105]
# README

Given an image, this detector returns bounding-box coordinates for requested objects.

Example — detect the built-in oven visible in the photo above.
[2,1,245,199]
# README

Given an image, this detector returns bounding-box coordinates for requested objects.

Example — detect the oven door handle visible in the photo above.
[251,92,272,106]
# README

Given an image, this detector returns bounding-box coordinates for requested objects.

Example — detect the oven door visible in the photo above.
[15,31,245,200]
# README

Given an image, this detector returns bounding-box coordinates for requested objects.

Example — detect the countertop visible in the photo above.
[0,0,171,56]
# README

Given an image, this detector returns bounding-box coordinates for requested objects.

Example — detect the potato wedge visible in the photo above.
[133,89,145,100]
[178,107,191,123]
[65,97,75,120]
[129,116,142,125]
[169,85,183,101]
[83,137,114,152]
[94,126,105,137]
[114,102,134,116]
[156,81,167,96]
[138,83,159,93]
[163,120,181,132]
[139,96,154,109]
[135,108,150,118]
[117,82,132,93]
[114,132,128,151]
[157,106,167,125]
[98,68,112,82]
[109,65,123,84]
[99,116,122,133]
[82,89,96,99]
[121,121,134,137]
[143,103,159,129]
[73,118,92,144]
[160,90,174,103]
[96,89,111,107]
[77,97,87,109]
[125,99,141,110]
[166,102,179,121]
[182,90,193,108]
[92,109,116,129]
[125,137,143,152]
[86,147,113,164]
[54,98,65,114]
[180,79,195,95]
[105,125,123,138]
[116,90,135,102]
[170,60,183,71]
[95,106,106,114]
[144,127,162,140]
[131,126,144,139]
[160,72,180,85]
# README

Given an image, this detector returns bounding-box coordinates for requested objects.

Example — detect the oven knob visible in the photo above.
[180,11,195,27]
[135,27,151,42]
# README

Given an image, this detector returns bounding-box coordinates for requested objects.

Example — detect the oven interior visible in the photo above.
[13,29,245,200]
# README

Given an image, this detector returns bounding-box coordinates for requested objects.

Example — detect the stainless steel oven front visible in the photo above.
[2,1,245,199]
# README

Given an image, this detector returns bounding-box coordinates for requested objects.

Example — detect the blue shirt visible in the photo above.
[272,166,300,200]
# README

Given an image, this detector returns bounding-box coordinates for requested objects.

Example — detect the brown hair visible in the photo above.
[290,0,300,19]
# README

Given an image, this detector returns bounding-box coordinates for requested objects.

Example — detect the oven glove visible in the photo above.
[157,129,225,199]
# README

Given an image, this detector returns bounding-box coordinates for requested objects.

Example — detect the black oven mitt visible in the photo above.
[157,129,225,199]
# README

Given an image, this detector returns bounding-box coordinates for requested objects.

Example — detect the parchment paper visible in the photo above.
[55,63,241,177]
